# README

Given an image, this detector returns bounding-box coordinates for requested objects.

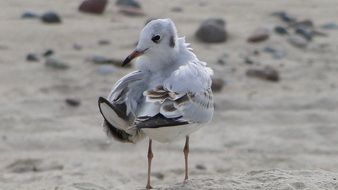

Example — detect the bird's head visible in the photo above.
[122,18,179,67]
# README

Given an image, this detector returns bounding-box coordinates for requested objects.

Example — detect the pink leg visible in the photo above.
[183,136,189,181]
[146,139,153,189]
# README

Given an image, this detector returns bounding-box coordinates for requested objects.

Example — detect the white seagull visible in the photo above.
[98,18,214,189]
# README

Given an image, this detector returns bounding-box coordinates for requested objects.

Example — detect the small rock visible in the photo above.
[97,65,115,75]
[321,22,338,30]
[118,6,145,16]
[272,11,296,23]
[211,78,225,92]
[87,55,128,67]
[247,27,270,43]
[295,27,313,41]
[73,43,83,50]
[274,26,288,35]
[152,172,165,180]
[79,0,108,14]
[45,58,69,70]
[21,11,39,19]
[195,18,227,43]
[26,53,39,62]
[116,0,141,8]
[41,11,62,23]
[246,66,280,82]
[244,57,254,64]
[293,20,314,29]
[98,39,111,45]
[43,49,54,57]
[171,7,183,12]
[195,164,206,170]
[217,53,229,65]
[263,46,286,59]
[65,98,81,107]
[288,35,308,48]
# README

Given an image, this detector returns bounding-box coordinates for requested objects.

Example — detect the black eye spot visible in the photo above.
[151,35,161,43]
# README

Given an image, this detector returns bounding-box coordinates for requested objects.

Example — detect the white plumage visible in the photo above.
[98,18,214,189]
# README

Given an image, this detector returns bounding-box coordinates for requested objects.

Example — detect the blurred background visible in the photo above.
[0,0,338,189]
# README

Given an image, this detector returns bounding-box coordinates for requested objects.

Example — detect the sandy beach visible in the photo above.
[1,0,338,189]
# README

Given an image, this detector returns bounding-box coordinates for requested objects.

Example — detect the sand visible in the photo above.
[0,0,338,189]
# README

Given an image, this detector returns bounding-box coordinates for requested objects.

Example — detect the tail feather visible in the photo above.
[98,97,144,143]
[103,120,134,143]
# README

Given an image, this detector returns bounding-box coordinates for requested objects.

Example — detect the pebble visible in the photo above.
[263,46,286,59]
[65,98,81,107]
[97,65,115,75]
[244,57,254,64]
[195,164,207,170]
[73,43,83,50]
[152,172,165,180]
[79,0,108,14]
[43,49,54,57]
[116,0,141,8]
[21,11,39,19]
[195,18,227,43]
[41,11,62,23]
[211,78,225,92]
[26,53,39,62]
[295,27,313,41]
[288,35,308,48]
[88,55,128,67]
[274,26,288,35]
[247,27,270,43]
[45,57,69,70]
[118,6,145,16]
[246,66,280,82]
[217,53,229,65]
[321,22,338,30]
[293,20,314,28]
[171,7,183,12]
[98,39,111,45]
[272,11,296,23]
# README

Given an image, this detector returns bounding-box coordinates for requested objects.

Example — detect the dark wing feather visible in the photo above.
[135,113,189,129]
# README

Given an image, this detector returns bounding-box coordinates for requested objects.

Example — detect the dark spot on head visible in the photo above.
[169,36,175,48]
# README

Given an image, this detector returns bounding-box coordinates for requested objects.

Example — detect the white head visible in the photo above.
[122,19,180,70]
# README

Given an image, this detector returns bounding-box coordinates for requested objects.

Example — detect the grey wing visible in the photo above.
[134,61,214,129]
[98,70,146,143]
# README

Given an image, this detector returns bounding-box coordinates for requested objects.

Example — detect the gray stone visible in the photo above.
[195,18,227,43]
[45,58,69,70]
[274,26,288,35]
[288,35,308,48]
[65,98,81,107]
[171,7,183,12]
[21,11,39,19]
[321,22,338,30]
[26,53,39,62]
[118,6,145,16]
[41,11,61,23]
[263,46,287,59]
[246,66,280,82]
[116,0,141,8]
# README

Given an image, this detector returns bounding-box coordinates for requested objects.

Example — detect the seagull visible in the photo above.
[98,18,214,189]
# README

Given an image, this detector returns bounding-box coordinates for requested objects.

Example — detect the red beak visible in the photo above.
[122,50,143,67]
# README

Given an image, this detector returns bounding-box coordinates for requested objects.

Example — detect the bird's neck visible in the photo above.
[136,38,195,73]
